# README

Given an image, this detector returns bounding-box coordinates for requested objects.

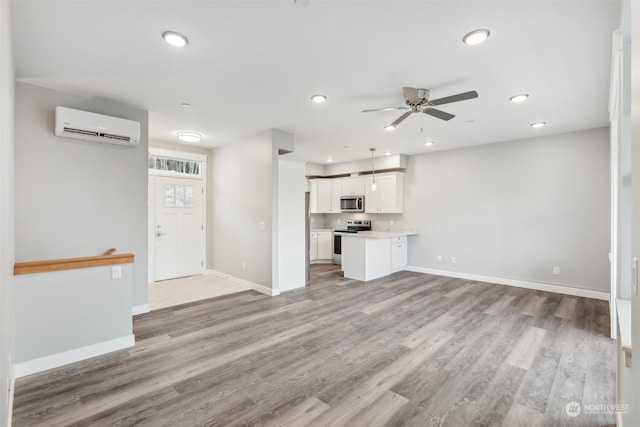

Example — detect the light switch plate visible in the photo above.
[112,266,122,280]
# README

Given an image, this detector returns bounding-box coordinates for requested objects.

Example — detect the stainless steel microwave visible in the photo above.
[340,195,364,212]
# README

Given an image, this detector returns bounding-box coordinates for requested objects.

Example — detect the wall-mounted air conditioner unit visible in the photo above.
[55,107,140,146]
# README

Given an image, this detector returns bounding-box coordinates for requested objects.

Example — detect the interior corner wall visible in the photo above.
[211,132,273,288]
[404,127,610,292]
[0,1,16,424]
[149,139,214,269]
[14,83,149,304]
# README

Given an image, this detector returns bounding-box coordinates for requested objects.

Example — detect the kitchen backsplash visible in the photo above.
[320,213,406,231]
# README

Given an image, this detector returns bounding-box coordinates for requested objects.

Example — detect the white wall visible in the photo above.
[15,83,149,306]
[13,82,148,371]
[404,128,610,293]
[0,1,15,424]
[629,0,640,421]
[277,158,306,292]
[211,131,274,288]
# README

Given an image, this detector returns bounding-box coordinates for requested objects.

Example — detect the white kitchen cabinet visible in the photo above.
[341,177,365,196]
[390,236,408,272]
[364,172,404,213]
[310,232,318,261]
[317,231,333,259]
[309,178,342,213]
[330,181,342,213]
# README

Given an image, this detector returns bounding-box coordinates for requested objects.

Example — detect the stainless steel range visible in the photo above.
[333,220,371,265]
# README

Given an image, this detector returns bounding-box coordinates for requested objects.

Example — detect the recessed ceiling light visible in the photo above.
[424,141,435,146]
[384,125,396,131]
[530,122,546,128]
[162,31,188,47]
[463,29,490,45]
[509,94,529,103]
[311,94,327,103]
[180,103,190,108]
[327,158,333,163]
[384,151,392,156]
[176,132,202,143]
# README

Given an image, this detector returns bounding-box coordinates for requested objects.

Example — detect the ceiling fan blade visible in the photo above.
[429,90,479,106]
[423,108,455,121]
[389,111,413,127]
[402,87,421,104]
[361,106,409,113]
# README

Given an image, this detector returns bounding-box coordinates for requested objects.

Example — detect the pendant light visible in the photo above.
[370,148,377,191]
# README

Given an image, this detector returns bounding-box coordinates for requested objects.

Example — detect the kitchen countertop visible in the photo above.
[311,228,334,232]
[334,230,418,239]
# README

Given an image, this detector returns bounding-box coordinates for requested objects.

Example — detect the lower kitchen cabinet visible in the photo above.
[317,231,333,260]
[310,231,333,262]
[310,232,318,261]
[390,236,408,272]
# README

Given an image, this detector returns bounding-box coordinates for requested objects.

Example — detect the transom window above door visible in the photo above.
[149,155,202,177]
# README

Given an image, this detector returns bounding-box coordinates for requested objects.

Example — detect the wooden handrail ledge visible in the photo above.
[14,248,134,275]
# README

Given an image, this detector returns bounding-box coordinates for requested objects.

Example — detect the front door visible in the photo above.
[154,175,205,281]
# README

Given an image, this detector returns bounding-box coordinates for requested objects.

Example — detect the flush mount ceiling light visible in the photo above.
[463,29,490,45]
[384,125,396,131]
[384,151,392,156]
[176,132,202,143]
[180,102,190,108]
[509,94,530,103]
[162,31,189,47]
[310,94,327,103]
[530,122,546,128]
[326,158,333,163]
[424,141,435,147]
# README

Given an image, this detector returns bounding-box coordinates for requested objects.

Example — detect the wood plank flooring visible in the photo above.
[12,264,616,426]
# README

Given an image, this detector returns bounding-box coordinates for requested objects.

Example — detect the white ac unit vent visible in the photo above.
[55,107,140,146]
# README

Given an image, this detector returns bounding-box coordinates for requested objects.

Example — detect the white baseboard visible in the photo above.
[405,266,610,301]
[207,269,279,296]
[14,334,135,378]
[7,368,15,427]
[132,304,150,316]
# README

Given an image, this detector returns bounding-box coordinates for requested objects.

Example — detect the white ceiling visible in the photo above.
[11,0,620,164]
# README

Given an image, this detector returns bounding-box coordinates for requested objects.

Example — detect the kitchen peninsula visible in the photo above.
[336,230,418,281]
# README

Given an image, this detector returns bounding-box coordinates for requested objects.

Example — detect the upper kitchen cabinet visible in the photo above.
[341,177,365,196]
[309,178,342,213]
[364,172,404,213]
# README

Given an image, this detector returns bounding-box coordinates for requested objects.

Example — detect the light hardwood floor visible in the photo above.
[13,265,615,426]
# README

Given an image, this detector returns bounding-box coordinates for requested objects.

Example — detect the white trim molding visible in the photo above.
[206,269,280,296]
[132,304,150,316]
[405,266,610,301]
[14,334,135,378]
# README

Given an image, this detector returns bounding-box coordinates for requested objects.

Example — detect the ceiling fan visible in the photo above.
[362,87,478,129]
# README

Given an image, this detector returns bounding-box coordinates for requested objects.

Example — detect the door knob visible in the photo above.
[155,231,165,237]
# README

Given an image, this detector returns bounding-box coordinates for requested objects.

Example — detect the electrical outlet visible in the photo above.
[390,220,394,226]
[451,257,456,264]
[259,221,266,230]
[437,255,442,262]
[112,266,122,279]
[242,262,246,270]
[553,267,560,275]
